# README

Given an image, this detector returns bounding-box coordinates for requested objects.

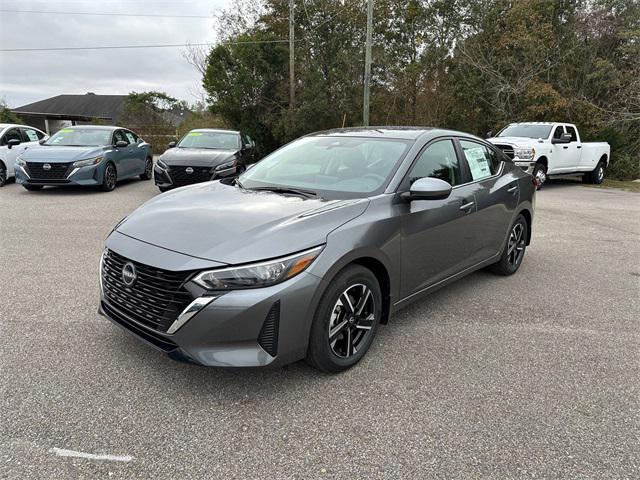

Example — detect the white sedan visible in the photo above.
[0,123,48,186]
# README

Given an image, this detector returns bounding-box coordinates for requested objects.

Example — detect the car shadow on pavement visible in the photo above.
[15,178,145,196]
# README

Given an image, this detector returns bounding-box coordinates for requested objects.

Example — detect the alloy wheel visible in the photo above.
[507,222,526,267]
[535,167,546,186]
[328,284,376,358]
[105,165,116,190]
[145,159,153,178]
[597,165,604,182]
[0,164,6,187]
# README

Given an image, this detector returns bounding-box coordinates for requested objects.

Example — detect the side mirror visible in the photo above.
[7,138,20,149]
[39,139,46,145]
[485,131,493,139]
[406,177,452,201]
[552,133,572,144]
[115,140,128,148]
[167,141,176,148]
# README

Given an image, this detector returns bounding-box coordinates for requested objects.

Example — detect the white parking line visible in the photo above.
[49,447,133,462]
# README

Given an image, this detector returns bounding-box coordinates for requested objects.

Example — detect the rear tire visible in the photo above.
[306,265,381,373]
[140,157,153,180]
[532,162,546,190]
[23,184,43,191]
[100,163,117,192]
[489,214,528,276]
[584,161,605,185]
[0,161,6,187]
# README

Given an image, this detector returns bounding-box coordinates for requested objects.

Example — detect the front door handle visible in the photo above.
[563,146,568,149]
[460,201,475,212]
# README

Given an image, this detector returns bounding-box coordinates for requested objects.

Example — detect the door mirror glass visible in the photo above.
[7,138,21,149]
[115,140,128,148]
[408,177,452,200]
[167,141,176,148]
[552,133,572,144]
[485,131,493,139]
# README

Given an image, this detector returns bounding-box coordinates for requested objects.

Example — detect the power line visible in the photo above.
[0,9,214,19]
[0,39,297,53]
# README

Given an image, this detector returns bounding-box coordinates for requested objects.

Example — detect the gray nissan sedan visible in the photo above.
[99,127,535,372]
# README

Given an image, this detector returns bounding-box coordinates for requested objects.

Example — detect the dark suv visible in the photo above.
[154,129,257,192]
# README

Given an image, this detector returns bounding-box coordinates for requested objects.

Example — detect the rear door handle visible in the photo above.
[507,185,518,193]
[460,201,475,212]
[563,146,568,149]
[577,145,582,149]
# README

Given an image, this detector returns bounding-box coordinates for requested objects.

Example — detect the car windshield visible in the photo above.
[239,136,412,198]
[177,131,240,150]
[45,128,111,147]
[497,124,553,139]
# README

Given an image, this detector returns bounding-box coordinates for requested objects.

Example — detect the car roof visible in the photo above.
[311,126,484,142]
[189,128,240,134]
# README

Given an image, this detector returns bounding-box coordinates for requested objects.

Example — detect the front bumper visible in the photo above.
[16,163,104,186]
[99,243,325,367]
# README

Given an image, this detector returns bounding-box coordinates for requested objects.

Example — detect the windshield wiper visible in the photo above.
[249,186,320,199]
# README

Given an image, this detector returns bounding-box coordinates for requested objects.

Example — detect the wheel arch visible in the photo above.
[536,156,548,168]
[351,257,391,325]
[600,153,608,166]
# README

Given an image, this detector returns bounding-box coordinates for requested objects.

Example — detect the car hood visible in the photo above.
[159,148,238,167]
[488,137,541,148]
[20,145,106,163]
[115,181,369,265]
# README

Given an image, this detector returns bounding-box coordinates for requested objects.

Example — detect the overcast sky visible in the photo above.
[0,0,231,107]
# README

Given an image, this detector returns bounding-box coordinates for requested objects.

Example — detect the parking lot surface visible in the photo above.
[1,178,638,479]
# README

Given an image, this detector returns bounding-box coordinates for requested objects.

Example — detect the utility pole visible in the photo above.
[363,0,373,126]
[289,0,295,110]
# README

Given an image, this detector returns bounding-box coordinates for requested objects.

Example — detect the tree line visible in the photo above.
[200,0,639,179]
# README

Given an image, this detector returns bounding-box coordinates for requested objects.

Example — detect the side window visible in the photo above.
[553,126,565,139]
[565,126,578,142]
[124,131,136,144]
[113,130,128,145]
[22,128,41,142]
[459,140,499,181]
[409,140,461,186]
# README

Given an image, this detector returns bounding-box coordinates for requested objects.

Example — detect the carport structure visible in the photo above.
[12,93,126,135]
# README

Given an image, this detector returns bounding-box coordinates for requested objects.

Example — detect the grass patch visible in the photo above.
[584,179,640,193]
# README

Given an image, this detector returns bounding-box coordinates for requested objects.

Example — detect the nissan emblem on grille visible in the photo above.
[185,167,194,174]
[43,164,51,171]
[122,262,137,287]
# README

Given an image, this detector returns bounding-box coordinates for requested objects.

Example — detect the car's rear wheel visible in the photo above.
[306,265,381,373]
[100,163,117,192]
[489,214,528,276]
[583,161,605,185]
[23,184,43,191]
[0,161,6,187]
[532,162,546,190]
[140,157,153,180]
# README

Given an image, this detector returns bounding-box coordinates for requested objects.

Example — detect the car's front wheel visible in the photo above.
[0,161,6,187]
[140,157,153,180]
[306,265,381,373]
[489,214,528,276]
[100,163,117,192]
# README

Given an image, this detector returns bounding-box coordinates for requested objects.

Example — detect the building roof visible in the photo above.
[12,94,127,121]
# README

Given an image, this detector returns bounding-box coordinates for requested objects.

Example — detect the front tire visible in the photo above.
[532,162,547,190]
[489,214,528,276]
[306,265,381,373]
[0,161,6,187]
[100,163,117,192]
[140,157,153,180]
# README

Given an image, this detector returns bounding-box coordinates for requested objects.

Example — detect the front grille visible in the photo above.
[101,249,194,333]
[494,144,515,160]
[168,166,212,186]
[26,162,73,180]
[258,301,280,357]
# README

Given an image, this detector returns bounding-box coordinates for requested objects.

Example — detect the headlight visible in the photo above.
[192,246,323,290]
[514,148,535,160]
[72,155,103,168]
[157,159,168,170]
[15,155,25,167]
[214,159,236,171]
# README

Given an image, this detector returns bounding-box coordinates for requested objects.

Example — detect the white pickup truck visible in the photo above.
[487,122,610,188]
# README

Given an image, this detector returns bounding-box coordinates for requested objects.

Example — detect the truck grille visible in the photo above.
[168,166,212,186]
[26,162,72,180]
[494,144,515,160]
[101,249,194,333]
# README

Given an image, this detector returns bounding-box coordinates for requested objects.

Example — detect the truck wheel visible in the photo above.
[532,163,546,190]
[584,161,605,185]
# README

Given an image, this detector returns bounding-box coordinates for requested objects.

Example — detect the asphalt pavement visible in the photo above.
[1,177,638,479]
